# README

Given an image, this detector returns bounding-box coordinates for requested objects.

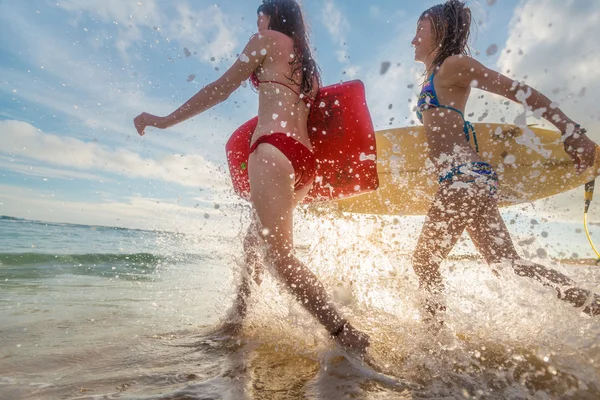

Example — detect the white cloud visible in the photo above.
[0,57,247,163]
[0,184,245,235]
[322,0,349,44]
[335,49,349,63]
[470,0,600,138]
[343,65,361,79]
[359,15,419,129]
[365,63,419,129]
[169,3,241,64]
[0,156,108,181]
[55,0,241,64]
[0,2,261,231]
[57,0,162,27]
[0,120,230,191]
[321,0,352,64]
[57,0,163,61]
[0,3,254,160]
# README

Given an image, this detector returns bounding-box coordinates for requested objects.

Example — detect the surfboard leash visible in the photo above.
[583,180,600,261]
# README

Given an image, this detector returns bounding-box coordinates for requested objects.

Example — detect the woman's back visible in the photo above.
[252,30,317,151]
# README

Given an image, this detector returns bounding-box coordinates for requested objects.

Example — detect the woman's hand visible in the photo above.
[564,126,597,174]
[134,112,166,136]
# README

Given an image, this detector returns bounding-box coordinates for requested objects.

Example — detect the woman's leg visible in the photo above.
[412,182,483,320]
[466,199,600,315]
[247,143,369,352]
[231,221,263,324]
[232,180,312,323]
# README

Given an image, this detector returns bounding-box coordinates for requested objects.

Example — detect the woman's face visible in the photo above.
[257,11,270,32]
[411,18,435,63]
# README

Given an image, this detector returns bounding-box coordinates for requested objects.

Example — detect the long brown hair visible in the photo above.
[421,0,472,71]
[257,0,321,96]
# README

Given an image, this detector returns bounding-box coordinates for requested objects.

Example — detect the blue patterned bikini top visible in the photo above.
[416,71,479,152]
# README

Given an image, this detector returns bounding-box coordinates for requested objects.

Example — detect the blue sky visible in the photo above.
[1,0,600,256]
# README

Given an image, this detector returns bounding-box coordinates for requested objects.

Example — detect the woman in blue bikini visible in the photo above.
[411,0,599,323]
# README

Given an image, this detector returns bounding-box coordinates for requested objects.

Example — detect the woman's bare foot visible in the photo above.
[561,287,600,316]
[421,290,446,333]
[332,322,370,355]
[219,320,244,336]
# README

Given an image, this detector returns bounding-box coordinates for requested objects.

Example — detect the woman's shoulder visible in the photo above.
[250,30,293,46]
[437,55,480,85]
[244,30,294,60]
[439,55,474,73]
[240,31,285,59]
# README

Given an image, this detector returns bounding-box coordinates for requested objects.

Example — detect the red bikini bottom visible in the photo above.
[250,133,317,191]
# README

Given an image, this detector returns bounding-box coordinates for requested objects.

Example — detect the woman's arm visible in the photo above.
[134,33,272,135]
[442,55,596,173]
[441,55,576,132]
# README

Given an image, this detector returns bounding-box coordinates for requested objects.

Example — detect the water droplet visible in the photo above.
[380,61,391,75]
[485,44,498,56]
[536,248,548,258]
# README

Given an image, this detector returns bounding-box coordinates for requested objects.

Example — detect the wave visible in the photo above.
[0,215,234,240]
[0,214,163,234]
[0,215,26,222]
[0,252,200,281]
[0,252,164,267]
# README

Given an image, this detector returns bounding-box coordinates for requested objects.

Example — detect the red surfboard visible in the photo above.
[225,80,378,202]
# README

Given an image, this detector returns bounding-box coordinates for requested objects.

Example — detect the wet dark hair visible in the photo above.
[257,0,321,96]
[420,0,472,70]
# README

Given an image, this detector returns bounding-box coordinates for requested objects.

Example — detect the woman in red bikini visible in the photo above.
[133,0,369,353]
[410,0,599,325]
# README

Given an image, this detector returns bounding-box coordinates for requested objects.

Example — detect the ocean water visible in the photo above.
[1,215,600,400]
